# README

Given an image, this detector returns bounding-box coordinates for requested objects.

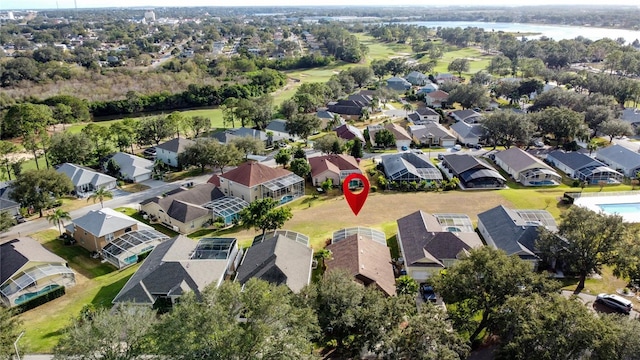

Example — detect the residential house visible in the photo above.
[417,83,439,94]
[67,208,146,253]
[414,107,441,123]
[405,71,429,86]
[212,128,275,146]
[326,227,396,296]
[368,123,412,151]
[396,211,483,282]
[235,230,313,293]
[450,109,483,124]
[316,110,345,130]
[56,163,117,196]
[112,236,241,306]
[546,150,623,184]
[435,73,460,84]
[381,152,443,185]
[211,162,305,204]
[425,90,449,108]
[335,124,365,143]
[0,237,76,308]
[477,205,557,270]
[450,121,484,146]
[266,119,298,141]
[596,144,640,178]
[108,152,154,182]
[386,76,412,92]
[494,147,561,186]
[409,123,456,148]
[309,154,362,186]
[621,108,640,126]
[155,138,196,168]
[327,100,367,120]
[347,93,374,109]
[141,183,247,233]
[101,229,170,269]
[0,182,20,217]
[440,154,507,189]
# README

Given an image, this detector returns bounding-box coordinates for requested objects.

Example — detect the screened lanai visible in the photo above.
[102,229,170,269]
[433,214,475,233]
[332,227,387,245]
[381,153,443,183]
[575,164,623,184]
[204,196,249,225]
[260,173,305,204]
[0,264,75,307]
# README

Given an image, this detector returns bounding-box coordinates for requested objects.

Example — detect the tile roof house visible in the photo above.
[386,76,412,92]
[381,152,443,184]
[441,154,506,189]
[494,147,561,186]
[326,227,396,296]
[0,237,76,308]
[235,231,313,293]
[396,211,483,282]
[596,144,640,178]
[477,205,557,270]
[368,123,412,151]
[425,90,449,108]
[56,163,117,195]
[0,182,20,217]
[108,152,154,183]
[449,121,484,146]
[112,236,240,306]
[408,123,456,147]
[335,124,365,143]
[155,138,196,168]
[67,208,148,253]
[141,183,246,233]
[266,119,298,141]
[405,71,430,86]
[546,150,623,184]
[213,162,305,205]
[309,154,362,186]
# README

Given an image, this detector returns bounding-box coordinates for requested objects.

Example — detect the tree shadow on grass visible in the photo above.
[42,239,114,279]
[91,273,134,307]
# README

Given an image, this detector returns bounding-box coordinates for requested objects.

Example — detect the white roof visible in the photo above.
[56,163,116,188]
[110,152,154,178]
[70,208,150,238]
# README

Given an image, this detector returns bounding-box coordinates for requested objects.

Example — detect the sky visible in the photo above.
[2,0,640,11]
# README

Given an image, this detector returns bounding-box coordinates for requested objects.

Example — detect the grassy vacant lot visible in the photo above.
[20,230,138,353]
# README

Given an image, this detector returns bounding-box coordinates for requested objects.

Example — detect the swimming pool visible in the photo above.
[598,203,640,215]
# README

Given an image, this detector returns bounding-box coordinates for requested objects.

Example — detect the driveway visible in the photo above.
[561,290,640,319]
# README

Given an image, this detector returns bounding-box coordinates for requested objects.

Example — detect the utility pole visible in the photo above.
[14,330,25,360]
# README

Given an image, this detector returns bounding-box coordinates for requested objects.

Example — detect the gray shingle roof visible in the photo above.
[142,183,224,223]
[265,119,289,134]
[71,208,140,238]
[235,234,312,293]
[442,154,492,175]
[156,138,196,154]
[416,107,439,117]
[596,144,640,171]
[1,237,67,284]
[547,150,600,171]
[109,152,154,179]
[495,147,555,173]
[56,163,116,189]
[381,152,443,181]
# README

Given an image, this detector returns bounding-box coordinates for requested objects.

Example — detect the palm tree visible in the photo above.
[47,208,71,236]
[402,103,414,118]
[88,187,114,208]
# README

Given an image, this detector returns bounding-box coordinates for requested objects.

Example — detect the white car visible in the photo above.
[453,144,462,151]
[595,293,633,314]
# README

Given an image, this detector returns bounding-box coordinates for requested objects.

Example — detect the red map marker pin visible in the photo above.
[343,173,370,216]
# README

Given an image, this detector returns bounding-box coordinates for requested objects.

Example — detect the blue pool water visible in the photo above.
[14,284,60,305]
[529,180,556,186]
[280,195,294,204]
[598,203,640,215]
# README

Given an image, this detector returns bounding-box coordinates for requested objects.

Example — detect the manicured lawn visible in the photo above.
[115,207,179,237]
[119,183,151,193]
[21,230,137,353]
[429,47,494,78]
[355,33,413,63]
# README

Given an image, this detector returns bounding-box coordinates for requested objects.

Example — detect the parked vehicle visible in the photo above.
[453,144,462,151]
[420,284,437,303]
[595,293,633,314]
[15,215,26,224]
[143,147,156,157]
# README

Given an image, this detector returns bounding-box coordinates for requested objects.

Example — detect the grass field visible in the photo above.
[430,47,493,78]
[355,33,413,64]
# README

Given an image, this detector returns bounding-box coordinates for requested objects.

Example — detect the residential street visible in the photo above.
[561,290,640,319]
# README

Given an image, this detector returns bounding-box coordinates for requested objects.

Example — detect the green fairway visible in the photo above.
[355,33,413,63]
[430,47,493,77]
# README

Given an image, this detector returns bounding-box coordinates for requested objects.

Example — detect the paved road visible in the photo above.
[562,290,640,319]
[0,173,213,243]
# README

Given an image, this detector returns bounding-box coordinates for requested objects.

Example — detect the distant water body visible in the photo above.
[401,21,640,43]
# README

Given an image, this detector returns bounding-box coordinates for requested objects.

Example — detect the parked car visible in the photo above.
[595,293,633,314]
[14,215,26,224]
[453,144,462,151]
[437,153,444,160]
[143,147,156,157]
[420,284,437,303]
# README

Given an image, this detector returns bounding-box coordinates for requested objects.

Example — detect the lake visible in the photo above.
[401,21,640,43]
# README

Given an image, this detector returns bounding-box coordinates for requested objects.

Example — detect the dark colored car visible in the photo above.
[15,215,26,224]
[143,147,157,157]
[420,284,437,303]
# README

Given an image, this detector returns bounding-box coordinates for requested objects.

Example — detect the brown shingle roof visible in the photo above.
[220,162,292,187]
[427,90,449,100]
[309,154,360,178]
[326,234,396,297]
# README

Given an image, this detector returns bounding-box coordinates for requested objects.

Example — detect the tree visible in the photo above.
[188,116,211,138]
[290,158,311,178]
[487,55,513,76]
[493,294,604,360]
[9,169,73,217]
[54,305,157,360]
[87,187,113,209]
[431,247,559,344]
[402,103,414,118]
[239,198,293,236]
[230,137,265,160]
[592,314,640,359]
[110,121,136,153]
[286,114,322,143]
[293,146,307,160]
[0,211,15,232]
[47,132,93,166]
[0,140,18,180]
[154,279,318,360]
[211,143,243,174]
[600,118,634,142]
[350,139,363,159]
[46,208,71,236]
[136,116,173,146]
[279,98,299,120]
[532,107,587,146]
[584,105,616,134]
[347,66,374,88]
[482,112,533,148]
[274,149,291,168]
[470,71,491,85]
[448,58,470,78]
[0,307,22,359]
[314,134,345,154]
[374,129,396,149]
[178,139,215,173]
[2,103,53,139]
[538,207,629,291]
[395,275,419,296]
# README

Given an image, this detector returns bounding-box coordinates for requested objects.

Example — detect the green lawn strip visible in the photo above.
[115,207,180,237]
[22,229,139,353]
